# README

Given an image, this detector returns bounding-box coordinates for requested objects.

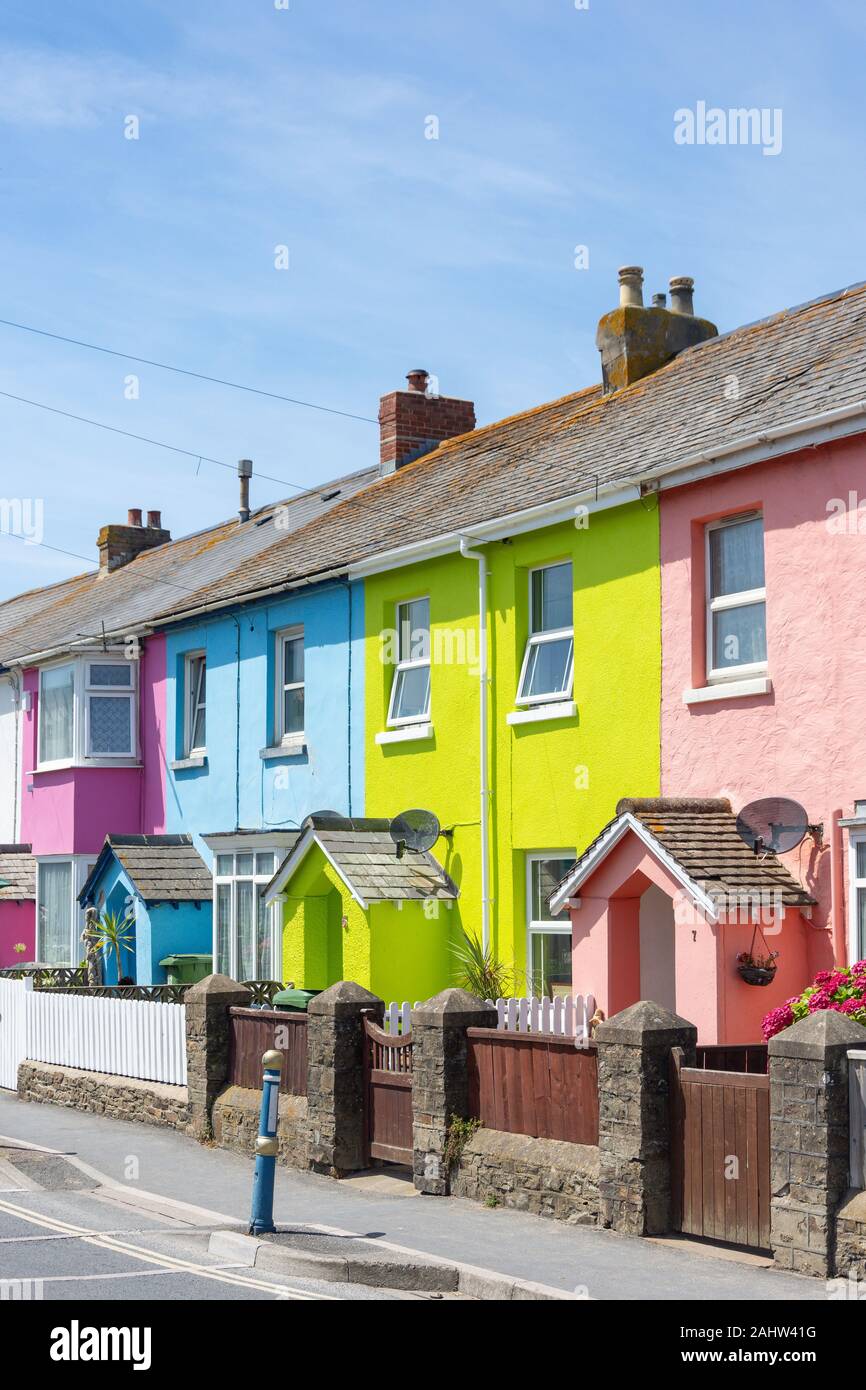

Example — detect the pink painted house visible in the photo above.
[0,846,35,967]
[553,277,866,1042]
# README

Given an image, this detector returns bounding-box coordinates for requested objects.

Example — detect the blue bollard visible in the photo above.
[249,1048,283,1235]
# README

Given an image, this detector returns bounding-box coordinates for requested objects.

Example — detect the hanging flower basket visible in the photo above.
[737,960,778,987]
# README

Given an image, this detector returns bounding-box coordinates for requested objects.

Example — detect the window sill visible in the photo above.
[375,722,433,746]
[683,676,772,706]
[170,754,207,771]
[29,760,142,774]
[506,700,576,727]
[260,739,307,759]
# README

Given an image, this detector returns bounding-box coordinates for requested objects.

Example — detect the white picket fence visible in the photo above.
[25,988,187,1086]
[0,976,29,1089]
[383,993,597,1040]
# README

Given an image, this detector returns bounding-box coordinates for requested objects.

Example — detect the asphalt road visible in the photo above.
[0,1092,831,1300]
[0,1141,434,1302]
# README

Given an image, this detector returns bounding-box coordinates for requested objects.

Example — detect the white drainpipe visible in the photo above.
[459,536,490,954]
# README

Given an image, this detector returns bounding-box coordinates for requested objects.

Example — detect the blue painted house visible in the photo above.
[79,835,213,985]
[162,577,365,982]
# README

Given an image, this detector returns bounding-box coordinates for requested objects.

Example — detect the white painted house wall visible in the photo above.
[0,675,21,842]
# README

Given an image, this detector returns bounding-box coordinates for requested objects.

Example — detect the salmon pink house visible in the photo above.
[551,799,817,1044]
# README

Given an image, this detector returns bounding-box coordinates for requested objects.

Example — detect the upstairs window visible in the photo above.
[84,661,135,757]
[706,514,767,680]
[184,652,207,756]
[37,657,137,767]
[276,627,305,741]
[387,597,431,725]
[38,663,75,764]
[516,562,574,705]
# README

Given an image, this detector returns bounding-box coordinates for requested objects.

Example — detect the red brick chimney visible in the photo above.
[378,370,475,474]
[97,508,171,573]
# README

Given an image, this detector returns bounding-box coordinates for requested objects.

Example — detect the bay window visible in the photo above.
[214,850,278,981]
[516,563,574,705]
[37,656,137,768]
[527,852,575,999]
[36,857,95,965]
[387,597,431,725]
[706,513,767,680]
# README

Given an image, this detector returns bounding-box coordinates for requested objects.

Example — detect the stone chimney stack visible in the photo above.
[378,370,476,475]
[98,509,171,574]
[595,266,718,393]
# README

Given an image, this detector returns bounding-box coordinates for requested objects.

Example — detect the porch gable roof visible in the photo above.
[0,844,35,901]
[79,834,213,906]
[263,815,458,911]
[549,797,816,918]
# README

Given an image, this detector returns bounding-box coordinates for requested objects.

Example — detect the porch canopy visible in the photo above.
[264,814,458,909]
[550,798,818,1046]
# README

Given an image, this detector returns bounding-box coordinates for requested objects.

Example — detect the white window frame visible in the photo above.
[275,625,305,744]
[515,564,574,707]
[35,855,94,966]
[525,850,574,996]
[36,660,76,770]
[83,658,136,759]
[213,850,280,982]
[849,833,866,966]
[705,513,767,684]
[184,651,207,757]
[387,595,431,727]
[36,655,138,771]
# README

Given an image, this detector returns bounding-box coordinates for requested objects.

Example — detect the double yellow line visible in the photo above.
[0,1195,334,1300]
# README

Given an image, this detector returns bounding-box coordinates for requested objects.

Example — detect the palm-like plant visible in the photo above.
[94,908,135,985]
[450,930,515,1000]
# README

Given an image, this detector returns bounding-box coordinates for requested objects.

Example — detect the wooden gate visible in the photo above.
[670,1047,771,1250]
[362,1010,413,1165]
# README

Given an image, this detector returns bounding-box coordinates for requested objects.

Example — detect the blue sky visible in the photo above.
[0,0,863,599]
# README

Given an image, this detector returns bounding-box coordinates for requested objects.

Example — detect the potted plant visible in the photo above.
[736,949,779,986]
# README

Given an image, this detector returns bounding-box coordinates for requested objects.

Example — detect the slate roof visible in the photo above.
[79,834,213,905]
[143,279,866,614]
[550,798,816,914]
[3,280,865,662]
[0,844,35,900]
[0,464,377,667]
[266,815,458,905]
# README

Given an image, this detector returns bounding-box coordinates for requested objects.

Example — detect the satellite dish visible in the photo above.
[389,808,441,856]
[301,810,343,830]
[736,797,810,855]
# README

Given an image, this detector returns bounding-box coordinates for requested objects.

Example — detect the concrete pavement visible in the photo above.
[0,1091,831,1300]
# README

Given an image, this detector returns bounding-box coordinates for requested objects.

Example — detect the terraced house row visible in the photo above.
[2,267,866,1044]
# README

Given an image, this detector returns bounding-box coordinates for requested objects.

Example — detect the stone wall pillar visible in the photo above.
[411,988,497,1196]
[595,1000,696,1235]
[306,981,383,1176]
[768,1011,864,1277]
[185,974,251,1139]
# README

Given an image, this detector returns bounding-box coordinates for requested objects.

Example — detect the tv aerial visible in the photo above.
[735,797,822,856]
[389,808,441,858]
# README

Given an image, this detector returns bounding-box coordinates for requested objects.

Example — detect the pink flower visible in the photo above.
[762,1002,794,1041]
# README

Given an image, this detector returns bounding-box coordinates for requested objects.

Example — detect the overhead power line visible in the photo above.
[0,315,379,425]
[0,387,323,495]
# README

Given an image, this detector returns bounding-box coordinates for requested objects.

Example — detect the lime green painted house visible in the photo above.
[354,500,661,1002]
[259,269,718,1002]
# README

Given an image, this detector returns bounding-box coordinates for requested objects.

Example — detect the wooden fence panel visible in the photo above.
[466,1029,598,1145]
[228,1007,308,1096]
